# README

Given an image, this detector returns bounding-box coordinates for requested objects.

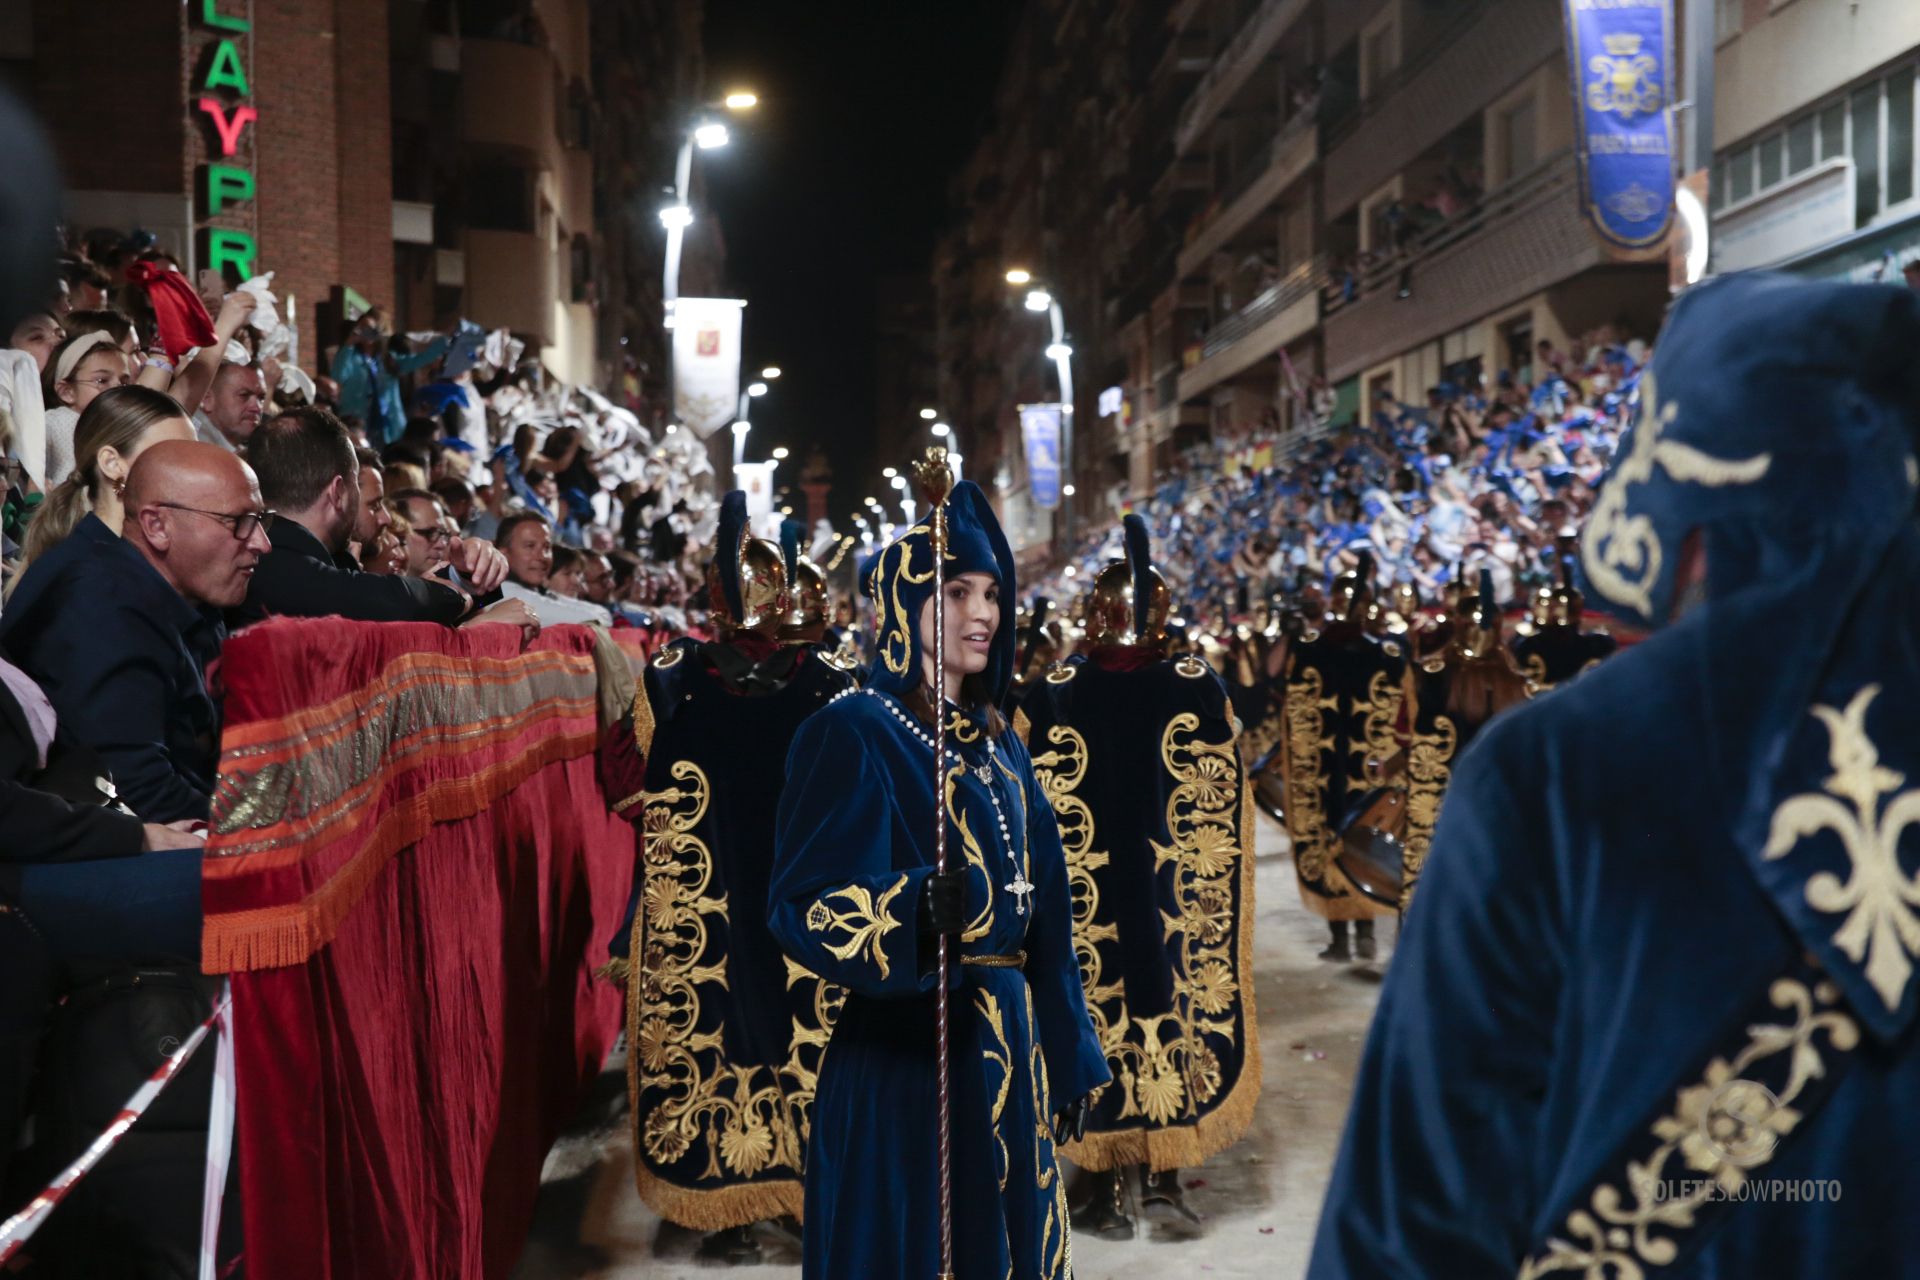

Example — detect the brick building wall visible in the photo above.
[29,1,185,196]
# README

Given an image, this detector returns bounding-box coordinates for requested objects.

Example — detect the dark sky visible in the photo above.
[700,1,1019,506]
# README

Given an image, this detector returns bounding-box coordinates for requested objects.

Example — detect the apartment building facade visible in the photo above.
[933,0,1675,555]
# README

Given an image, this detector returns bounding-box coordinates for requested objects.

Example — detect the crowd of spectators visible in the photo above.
[1035,329,1648,627]
[0,226,733,1270]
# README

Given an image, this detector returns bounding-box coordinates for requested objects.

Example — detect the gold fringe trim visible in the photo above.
[594,955,630,985]
[1065,740,1264,1174]
[202,727,597,972]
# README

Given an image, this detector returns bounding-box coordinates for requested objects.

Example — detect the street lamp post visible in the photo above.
[1011,272,1076,546]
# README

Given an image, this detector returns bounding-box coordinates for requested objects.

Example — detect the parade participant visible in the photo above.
[605,490,855,1264]
[1008,595,1059,713]
[774,517,836,652]
[1312,274,1920,1277]
[1395,569,1533,905]
[1276,551,1405,962]
[1513,551,1616,688]
[768,468,1107,1280]
[1019,515,1259,1239]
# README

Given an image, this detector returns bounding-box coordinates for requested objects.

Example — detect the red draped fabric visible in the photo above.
[202,619,634,1279]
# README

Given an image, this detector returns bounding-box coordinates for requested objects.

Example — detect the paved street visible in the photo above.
[515,817,1392,1279]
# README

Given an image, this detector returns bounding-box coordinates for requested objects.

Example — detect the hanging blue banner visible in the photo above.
[1020,404,1062,511]
[1563,0,1675,249]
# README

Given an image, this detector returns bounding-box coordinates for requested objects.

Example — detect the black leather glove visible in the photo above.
[1052,1093,1091,1144]
[918,869,966,938]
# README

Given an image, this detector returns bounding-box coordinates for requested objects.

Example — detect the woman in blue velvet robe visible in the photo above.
[770,479,1109,1279]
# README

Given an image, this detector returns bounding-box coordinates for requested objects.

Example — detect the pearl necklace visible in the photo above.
[862,690,1035,915]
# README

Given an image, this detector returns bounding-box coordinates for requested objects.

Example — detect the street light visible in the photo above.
[658,204,694,231]
[930,422,950,438]
[663,89,758,327]
[694,122,730,149]
[1045,342,1073,362]
[748,381,769,398]
[890,475,906,490]
[919,408,938,420]
[1009,273,1078,542]
[724,91,759,111]
[882,466,897,478]
[1024,289,1052,313]
[1005,268,1032,285]
[772,446,790,460]
[761,366,782,380]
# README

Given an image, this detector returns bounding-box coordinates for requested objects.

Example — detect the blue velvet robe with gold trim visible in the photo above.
[770,690,1109,1279]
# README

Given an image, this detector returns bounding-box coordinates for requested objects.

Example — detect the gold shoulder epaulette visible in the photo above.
[820,647,859,672]
[651,646,686,669]
[1421,656,1448,674]
[1174,654,1208,678]
[1045,663,1077,684]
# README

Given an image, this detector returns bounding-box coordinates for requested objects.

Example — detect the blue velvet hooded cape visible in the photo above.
[769,480,1108,1279]
[1311,274,1920,1277]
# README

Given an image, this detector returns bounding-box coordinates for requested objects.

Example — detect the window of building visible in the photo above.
[1712,59,1920,226]
[1852,86,1881,229]
[1787,116,1816,174]
[1757,134,1783,189]
[1890,67,1914,207]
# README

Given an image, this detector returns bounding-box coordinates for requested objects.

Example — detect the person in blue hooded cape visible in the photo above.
[769,477,1109,1279]
[1311,273,1920,1278]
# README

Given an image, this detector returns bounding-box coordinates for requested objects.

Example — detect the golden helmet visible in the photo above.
[776,519,830,643]
[1084,514,1173,648]
[1328,550,1376,622]
[1454,568,1504,659]
[708,490,790,635]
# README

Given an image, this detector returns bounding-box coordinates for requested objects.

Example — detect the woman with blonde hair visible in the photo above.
[5,386,193,597]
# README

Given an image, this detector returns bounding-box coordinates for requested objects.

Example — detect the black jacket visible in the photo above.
[229,516,468,628]
[0,517,221,823]
[0,672,145,899]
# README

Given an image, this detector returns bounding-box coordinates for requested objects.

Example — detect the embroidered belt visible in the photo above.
[960,951,1026,968]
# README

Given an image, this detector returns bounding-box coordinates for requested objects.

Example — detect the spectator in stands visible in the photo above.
[234,406,522,630]
[392,487,453,578]
[41,332,133,484]
[547,543,586,598]
[8,386,195,594]
[431,475,478,535]
[194,360,267,453]
[1,440,269,821]
[7,310,62,373]
[61,258,111,312]
[350,446,391,567]
[330,309,449,444]
[496,512,609,625]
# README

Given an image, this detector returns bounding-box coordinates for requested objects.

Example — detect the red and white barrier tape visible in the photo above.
[0,984,232,1267]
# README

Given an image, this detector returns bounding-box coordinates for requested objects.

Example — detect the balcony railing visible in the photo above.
[1200,254,1326,362]
[1328,150,1575,310]
[1175,0,1312,157]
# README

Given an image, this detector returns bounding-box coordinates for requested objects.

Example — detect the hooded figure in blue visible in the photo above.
[770,478,1109,1279]
[1311,274,1920,1278]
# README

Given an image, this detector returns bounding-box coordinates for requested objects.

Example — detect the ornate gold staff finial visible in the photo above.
[911,445,955,510]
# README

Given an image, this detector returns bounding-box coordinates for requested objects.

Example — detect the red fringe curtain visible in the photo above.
[204,619,634,1279]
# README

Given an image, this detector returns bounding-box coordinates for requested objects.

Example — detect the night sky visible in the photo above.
[700,1,1020,509]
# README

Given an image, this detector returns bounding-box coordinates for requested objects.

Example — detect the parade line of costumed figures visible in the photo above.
[594,455,1618,1271]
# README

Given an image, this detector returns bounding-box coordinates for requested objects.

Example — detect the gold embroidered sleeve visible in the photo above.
[804,874,912,983]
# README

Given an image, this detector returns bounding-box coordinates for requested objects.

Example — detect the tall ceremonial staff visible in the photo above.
[910,445,957,1280]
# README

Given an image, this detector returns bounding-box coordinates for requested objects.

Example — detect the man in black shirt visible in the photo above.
[231,407,528,632]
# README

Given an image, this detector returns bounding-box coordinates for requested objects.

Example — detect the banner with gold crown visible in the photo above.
[1563,0,1675,249]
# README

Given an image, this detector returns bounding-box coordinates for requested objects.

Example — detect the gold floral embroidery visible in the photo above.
[1581,371,1773,618]
[1022,985,1071,1279]
[806,875,910,982]
[1030,726,1125,1067]
[1283,666,1338,885]
[1352,668,1402,783]
[1519,978,1858,1279]
[1402,715,1457,907]
[631,762,838,1202]
[1764,684,1920,1010]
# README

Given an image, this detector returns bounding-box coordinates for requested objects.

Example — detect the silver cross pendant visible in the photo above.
[1004,873,1035,916]
[972,762,993,786]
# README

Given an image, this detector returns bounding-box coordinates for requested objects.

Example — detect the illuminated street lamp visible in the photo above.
[930,422,950,438]
[761,366,783,379]
[919,408,938,420]
[748,381,769,398]
[663,89,760,326]
[1009,272,1077,541]
[882,467,897,478]
[772,446,790,460]
[1004,268,1032,286]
